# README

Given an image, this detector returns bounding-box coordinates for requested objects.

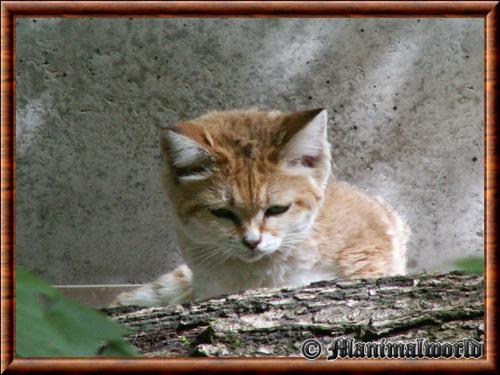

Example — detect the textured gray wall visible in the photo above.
[15,18,484,285]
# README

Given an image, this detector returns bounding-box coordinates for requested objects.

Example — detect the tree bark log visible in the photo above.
[104,272,484,357]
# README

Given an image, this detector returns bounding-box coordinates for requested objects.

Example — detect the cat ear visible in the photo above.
[279,108,329,168]
[160,123,214,182]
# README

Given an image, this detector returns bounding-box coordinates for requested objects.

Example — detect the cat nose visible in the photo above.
[243,227,261,250]
[242,236,262,250]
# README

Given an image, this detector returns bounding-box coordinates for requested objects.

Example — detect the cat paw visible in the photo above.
[109,289,144,307]
[108,265,194,307]
[110,284,168,307]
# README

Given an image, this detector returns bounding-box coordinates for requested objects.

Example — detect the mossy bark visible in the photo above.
[104,272,484,357]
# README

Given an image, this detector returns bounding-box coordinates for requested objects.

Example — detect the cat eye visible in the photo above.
[209,208,240,223]
[265,205,291,217]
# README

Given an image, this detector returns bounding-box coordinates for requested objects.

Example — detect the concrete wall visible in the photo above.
[15,18,484,285]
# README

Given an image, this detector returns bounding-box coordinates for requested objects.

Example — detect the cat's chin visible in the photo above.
[238,251,269,263]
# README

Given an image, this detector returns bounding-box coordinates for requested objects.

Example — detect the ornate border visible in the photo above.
[1,1,498,373]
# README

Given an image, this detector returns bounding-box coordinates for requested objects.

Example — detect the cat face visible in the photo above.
[180,172,325,263]
[160,109,331,263]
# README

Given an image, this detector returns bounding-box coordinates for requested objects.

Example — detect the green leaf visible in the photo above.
[16,267,138,357]
[453,256,484,274]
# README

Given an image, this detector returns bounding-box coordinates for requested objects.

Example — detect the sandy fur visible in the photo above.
[113,109,409,307]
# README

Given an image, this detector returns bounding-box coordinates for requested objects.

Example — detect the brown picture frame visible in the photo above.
[1,1,498,373]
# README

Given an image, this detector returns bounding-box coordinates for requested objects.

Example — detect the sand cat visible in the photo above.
[114,108,408,306]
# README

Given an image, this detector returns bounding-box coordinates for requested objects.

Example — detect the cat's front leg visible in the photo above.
[110,264,193,307]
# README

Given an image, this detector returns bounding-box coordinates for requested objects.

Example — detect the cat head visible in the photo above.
[160,109,331,263]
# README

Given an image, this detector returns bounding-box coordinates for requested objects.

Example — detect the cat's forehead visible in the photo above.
[213,169,301,210]
[212,166,267,209]
[195,110,283,149]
